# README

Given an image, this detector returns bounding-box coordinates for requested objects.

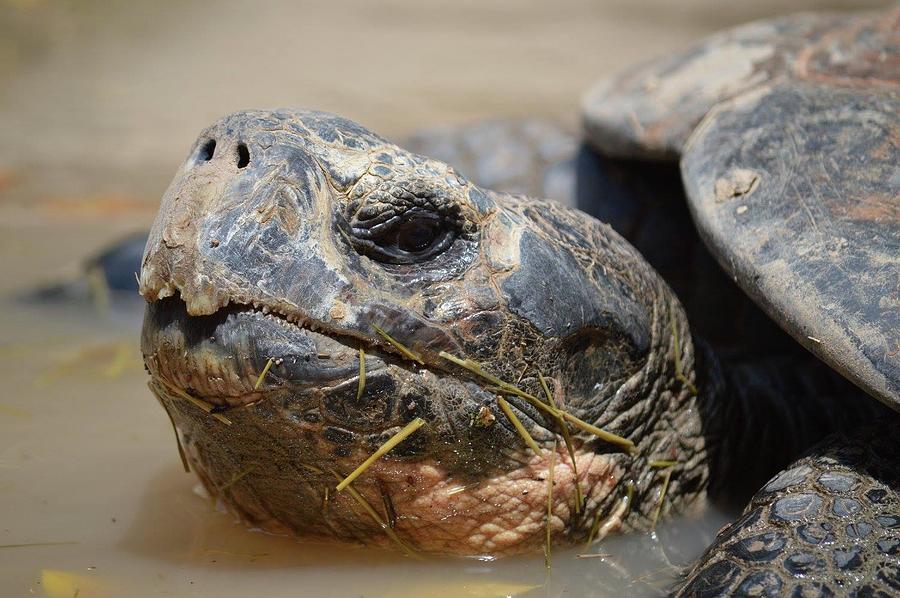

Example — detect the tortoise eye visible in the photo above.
[396,218,440,253]
[350,209,456,265]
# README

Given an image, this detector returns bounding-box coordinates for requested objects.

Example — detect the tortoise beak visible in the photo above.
[141,296,369,407]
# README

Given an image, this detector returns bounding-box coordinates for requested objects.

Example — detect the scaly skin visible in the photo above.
[677,421,899,596]
[139,110,709,555]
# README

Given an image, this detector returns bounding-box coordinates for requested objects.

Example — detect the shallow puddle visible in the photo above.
[0,297,732,597]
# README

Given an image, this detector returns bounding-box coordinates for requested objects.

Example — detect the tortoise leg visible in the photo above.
[675,417,900,597]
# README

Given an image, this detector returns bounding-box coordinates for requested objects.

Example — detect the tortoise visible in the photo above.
[25,231,149,310]
[137,7,899,596]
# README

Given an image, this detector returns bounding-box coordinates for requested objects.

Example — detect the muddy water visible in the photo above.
[0,0,886,596]
[0,292,730,598]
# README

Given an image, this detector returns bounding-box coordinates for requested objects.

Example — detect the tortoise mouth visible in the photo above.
[141,296,390,407]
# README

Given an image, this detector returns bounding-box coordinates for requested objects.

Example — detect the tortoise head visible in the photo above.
[139,110,703,555]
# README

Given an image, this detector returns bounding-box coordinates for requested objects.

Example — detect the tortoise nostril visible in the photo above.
[199,139,216,161]
[237,143,250,169]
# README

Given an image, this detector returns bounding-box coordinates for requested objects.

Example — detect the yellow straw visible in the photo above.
[497,397,541,455]
[544,440,557,570]
[539,372,582,513]
[373,325,424,364]
[254,358,275,390]
[356,349,366,401]
[336,418,425,491]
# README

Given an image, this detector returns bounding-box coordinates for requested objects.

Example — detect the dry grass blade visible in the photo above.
[544,440,557,570]
[220,465,255,491]
[497,397,540,455]
[191,401,232,426]
[356,348,366,401]
[301,462,324,474]
[379,480,397,529]
[373,325,423,364]
[103,342,135,379]
[670,304,698,396]
[0,541,78,549]
[445,482,480,496]
[484,384,556,415]
[442,350,635,454]
[164,382,232,425]
[539,372,582,513]
[652,469,673,529]
[492,384,544,405]
[439,351,506,387]
[254,357,275,390]
[649,460,677,468]
[329,470,421,559]
[576,552,611,559]
[35,341,140,387]
[155,393,190,472]
[585,509,603,549]
[558,411,635,454]
[336,418,425,491]
[585,480,635,550]
[0,404,31,418]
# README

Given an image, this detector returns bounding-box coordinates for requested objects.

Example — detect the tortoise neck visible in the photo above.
[697,340,887,507]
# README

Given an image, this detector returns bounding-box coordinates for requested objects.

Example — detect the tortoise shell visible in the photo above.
[583,8,900,409]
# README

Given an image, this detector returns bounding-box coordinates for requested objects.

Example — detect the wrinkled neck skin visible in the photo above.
[699,339,892,508]
[139,110,710,556]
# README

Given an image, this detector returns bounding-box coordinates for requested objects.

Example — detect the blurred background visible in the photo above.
[0,1,889,596]
[0,0,890,285]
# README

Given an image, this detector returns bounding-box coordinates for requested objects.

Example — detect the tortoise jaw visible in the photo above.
[141,296,374,407]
